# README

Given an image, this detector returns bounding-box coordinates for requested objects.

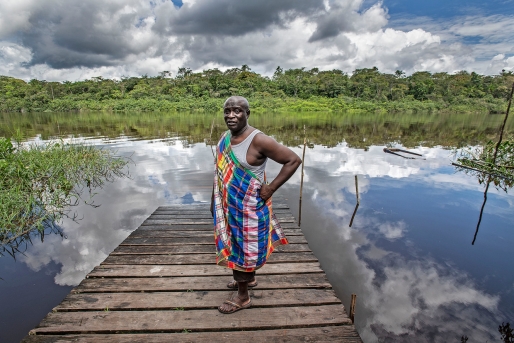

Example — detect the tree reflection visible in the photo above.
[454,83,513,245]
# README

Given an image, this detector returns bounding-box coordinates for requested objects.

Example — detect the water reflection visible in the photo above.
[279,142,512,342]
[1,223,65,260]
[0,112,513,342]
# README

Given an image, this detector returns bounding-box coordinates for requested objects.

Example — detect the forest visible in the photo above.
[1,66,514,113]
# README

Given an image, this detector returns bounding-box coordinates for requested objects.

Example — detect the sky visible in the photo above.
[0,0,513,81]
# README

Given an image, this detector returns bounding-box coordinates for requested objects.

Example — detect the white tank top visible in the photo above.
[231,129,267,183]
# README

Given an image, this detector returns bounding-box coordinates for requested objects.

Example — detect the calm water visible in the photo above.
[1,112,513,342]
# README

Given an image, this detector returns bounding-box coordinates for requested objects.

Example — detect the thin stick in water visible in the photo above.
[349,175,360,227]
[471,82,514,245]
[298,126,307,226]
[209,116,216,158]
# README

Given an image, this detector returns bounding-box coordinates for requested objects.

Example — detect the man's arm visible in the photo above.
[252,134,302,201]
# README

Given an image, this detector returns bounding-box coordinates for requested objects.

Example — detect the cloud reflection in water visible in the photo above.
[19,138,214,286]
[15,139,513,342]
[276,142,511,342]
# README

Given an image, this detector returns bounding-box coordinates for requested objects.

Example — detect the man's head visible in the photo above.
[223,96,250,133]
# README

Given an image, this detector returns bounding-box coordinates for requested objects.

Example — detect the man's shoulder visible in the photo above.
[251,130,279,150]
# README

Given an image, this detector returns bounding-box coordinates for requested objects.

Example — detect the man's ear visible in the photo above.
[246,109,251,118]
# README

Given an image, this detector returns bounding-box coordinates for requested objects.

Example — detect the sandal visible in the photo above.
[227,279,258,289]
[218,297,252,314]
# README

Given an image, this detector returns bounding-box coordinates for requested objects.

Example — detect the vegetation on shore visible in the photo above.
[1,66,513,113]
[0,137,129,249]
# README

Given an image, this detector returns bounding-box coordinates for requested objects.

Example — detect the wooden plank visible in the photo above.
[30,304,351,334]
[153,206,291,212]
[147,214,297,222]
[142,219,213,225]
[88,262,323,278]
[279,223,301,229]
[54,289,341,311]
[135,223,301,231]
[120,236,308,245]
[137,224,215,231]
[112,244,311,255]
[156,203,289,211]
[152,208,292,215]
[101,252,318,265]
[158,204,210,208]
[74,274,332,293]
[22,326,363,343]
[127,228,303,238]
[149,214,214,219]
[142,217,297,225]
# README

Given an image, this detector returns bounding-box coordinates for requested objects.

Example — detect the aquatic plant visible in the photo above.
[456,139,514,192]
[0,137,129,248]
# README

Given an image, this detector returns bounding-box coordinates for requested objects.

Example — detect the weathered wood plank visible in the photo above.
[142,218,296,225]
[88,262,323,278]
[149,214,215,219]
[127,228,303,238]
[136,224,215,231]
[74,274,332,293]
[54,289,340,311]
[120,236,307,245]
[102,252,318,265]
[142,219,213,225]
[152,208,292,215]
[112,244,311,255]
[147,213,295,223]
[22,326,363,343]
[279,223,301,229]
[136,223,300,231]
[31,305,350,334]
[156,203,289,211]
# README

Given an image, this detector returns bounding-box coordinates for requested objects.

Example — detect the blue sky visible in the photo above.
[383,0,514,18]
[0,0,513,81]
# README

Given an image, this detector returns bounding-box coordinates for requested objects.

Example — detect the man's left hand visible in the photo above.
[260,184,275,202]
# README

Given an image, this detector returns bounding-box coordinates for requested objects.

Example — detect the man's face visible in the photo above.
[223,100,248,132]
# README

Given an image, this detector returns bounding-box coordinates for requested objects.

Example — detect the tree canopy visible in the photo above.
[1,66,513,113]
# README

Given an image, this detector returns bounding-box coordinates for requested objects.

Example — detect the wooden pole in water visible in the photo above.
[350,293,357,323]
[299,125,307,226]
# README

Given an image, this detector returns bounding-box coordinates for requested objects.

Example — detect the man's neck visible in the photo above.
[231,125,249,138]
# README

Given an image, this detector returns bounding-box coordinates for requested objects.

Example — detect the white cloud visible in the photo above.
[378,221,406,239]
[0,0,512,80]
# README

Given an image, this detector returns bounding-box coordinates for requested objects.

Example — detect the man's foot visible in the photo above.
[218,293,251,314]
[227,279,258,289]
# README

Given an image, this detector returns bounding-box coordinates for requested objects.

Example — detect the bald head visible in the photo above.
[224,96,250,113]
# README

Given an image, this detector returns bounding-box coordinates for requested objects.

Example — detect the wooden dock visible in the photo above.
[23,196,362,342]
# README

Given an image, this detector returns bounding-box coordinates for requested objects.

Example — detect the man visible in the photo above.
[211,96,302,314]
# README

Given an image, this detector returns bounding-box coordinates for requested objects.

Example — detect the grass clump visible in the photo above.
[0,137,129,248]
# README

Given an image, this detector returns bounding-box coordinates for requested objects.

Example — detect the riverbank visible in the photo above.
[1,68,512,114]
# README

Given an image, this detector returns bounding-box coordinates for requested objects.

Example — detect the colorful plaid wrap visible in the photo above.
[213,130,288,272]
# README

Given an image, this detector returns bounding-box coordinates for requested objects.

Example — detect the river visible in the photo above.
[0,111,513,342]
